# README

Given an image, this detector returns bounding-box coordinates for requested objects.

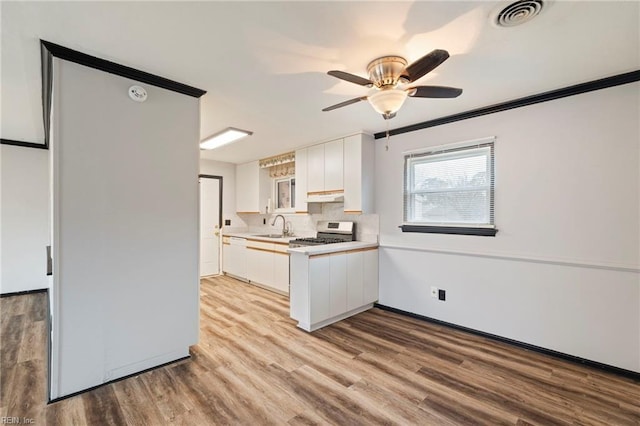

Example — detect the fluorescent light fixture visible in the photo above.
[200,127,252,150]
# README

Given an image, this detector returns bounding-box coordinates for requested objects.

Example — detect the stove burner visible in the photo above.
[290,237,344,246]
[288,220,356,248]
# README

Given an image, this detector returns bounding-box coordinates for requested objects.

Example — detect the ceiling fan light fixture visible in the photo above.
[368,88,408,118]
[200,127,252,150]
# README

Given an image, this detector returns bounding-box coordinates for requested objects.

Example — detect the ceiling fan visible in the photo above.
[322,49,462,120]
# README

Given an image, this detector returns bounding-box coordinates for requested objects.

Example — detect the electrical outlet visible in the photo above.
[430,286,438,298]
[438,289,446,301]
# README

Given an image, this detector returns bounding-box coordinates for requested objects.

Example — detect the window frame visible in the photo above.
[273,176,295,213]
[401,137,497,236]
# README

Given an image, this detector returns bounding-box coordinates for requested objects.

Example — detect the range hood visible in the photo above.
[306,192,344,203]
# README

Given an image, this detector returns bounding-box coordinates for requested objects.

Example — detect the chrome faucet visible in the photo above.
[271,214,286,236]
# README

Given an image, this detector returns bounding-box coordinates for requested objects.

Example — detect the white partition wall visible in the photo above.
[49,53,202,399]
[0,144,49,293]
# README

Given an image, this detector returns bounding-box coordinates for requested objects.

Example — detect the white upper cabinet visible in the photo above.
[344,133,375,214]
[294,148,308,213]
[253,133,372,215]
[307,139,344,194]
[324,139,344,192]
[307,143,325,193]
[236,161,271,213]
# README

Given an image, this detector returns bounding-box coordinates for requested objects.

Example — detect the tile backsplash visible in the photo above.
[229,203,378,242]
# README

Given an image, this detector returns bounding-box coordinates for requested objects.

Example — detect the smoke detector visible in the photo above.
[128,85,148,102]
[493,0,545,27]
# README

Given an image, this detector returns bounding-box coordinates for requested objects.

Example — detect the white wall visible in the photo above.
[375,83,640,373]
[50,58,201,398]
[0,144,49,293]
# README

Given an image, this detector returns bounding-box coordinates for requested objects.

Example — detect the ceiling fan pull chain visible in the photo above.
[385,121,390,151]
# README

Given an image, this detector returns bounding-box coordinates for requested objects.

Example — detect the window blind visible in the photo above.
[403,137,495,234]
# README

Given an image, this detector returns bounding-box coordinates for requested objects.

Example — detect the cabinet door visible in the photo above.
[307,144,325,193]
[329,254,347,317]
[346,251,364,311]
[324,139,343,192]
[223,241,247,279]
[363,249,379,304]
[344,133,374,214]
[247,243,275,286]
[273,252,290,294]
[309,256,331,323]
[343,135,363,213]
[295,148,308,213]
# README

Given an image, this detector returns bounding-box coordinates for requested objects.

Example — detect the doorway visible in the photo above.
[199,175,222,277]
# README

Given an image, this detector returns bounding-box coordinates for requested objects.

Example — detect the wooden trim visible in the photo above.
[306,189,344,196]
[245,237,288,245]
[375,70,640,139]
[0,139,48,150]
[295,211,309,214]
[0,288,48,298]
[258,151,295,167]
[247,246,277,254]
[236,211,260,214]
[222,242,230,246]
[246,245,290,256]
[374,303,640,382]
[41,40,206,98]
[309,246,378,258]
[344,210,363,214]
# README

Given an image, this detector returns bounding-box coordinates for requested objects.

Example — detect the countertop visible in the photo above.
[223,232,302,244]
[287,241,378,256]
[223,231,378,254]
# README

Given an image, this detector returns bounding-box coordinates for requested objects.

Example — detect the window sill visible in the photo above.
[399,225,497,237]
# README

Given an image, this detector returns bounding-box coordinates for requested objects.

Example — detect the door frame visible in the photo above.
[199,174,223,276]
[199,174,223,229]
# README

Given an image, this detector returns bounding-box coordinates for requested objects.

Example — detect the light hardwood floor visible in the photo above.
[1,275,639,425]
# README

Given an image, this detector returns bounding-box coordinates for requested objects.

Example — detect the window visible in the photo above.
[274,177,295,211]
[402,137,496,236]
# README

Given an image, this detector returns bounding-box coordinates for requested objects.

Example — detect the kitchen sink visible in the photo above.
[253,234,285,238]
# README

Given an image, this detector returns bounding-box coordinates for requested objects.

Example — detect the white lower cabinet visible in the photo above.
[245,239,290,295]
[222,237,247,279]
[346,252,364,311]
[362,249,379,303]
[272,250,291,294]
[247,243,273,286]
[290,246,379,331]
[223,236,289,294]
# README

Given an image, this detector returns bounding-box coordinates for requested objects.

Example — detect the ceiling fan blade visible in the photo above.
[322,96,368,112]
[408,86,463,98]
[404,49,450,82]
[327,70,373,87]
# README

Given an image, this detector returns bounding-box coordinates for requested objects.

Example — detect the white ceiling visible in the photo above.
[2,1,638,164]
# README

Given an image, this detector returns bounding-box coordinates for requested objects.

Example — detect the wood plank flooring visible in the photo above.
[1,275,639,425]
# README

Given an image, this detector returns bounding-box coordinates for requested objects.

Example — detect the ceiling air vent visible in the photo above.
[494,0,544,27]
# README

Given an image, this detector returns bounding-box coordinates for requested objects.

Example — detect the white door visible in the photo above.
[200,177,221,276]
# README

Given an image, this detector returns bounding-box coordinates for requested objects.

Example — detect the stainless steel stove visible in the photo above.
[289,221,355,248]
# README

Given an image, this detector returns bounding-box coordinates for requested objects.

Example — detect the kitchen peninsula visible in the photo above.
[288,241,379,332]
